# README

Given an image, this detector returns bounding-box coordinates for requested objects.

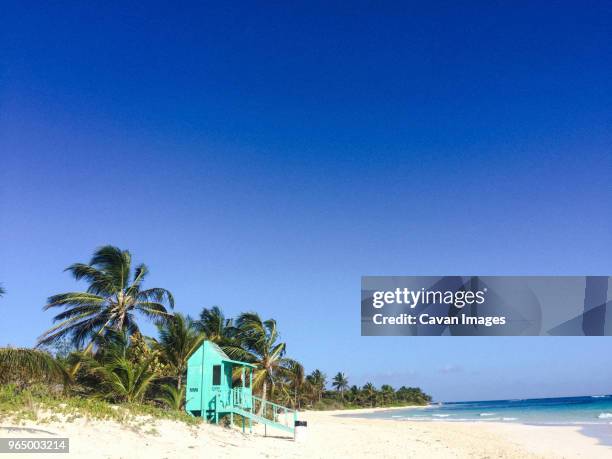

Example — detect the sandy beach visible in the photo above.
[2,407,610,459]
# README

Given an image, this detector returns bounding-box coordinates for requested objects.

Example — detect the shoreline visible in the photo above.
[307,404,428,415]
[333,405,612,446]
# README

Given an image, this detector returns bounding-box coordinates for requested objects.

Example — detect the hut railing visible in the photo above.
[212,387,251,409]
[251,395,297,430]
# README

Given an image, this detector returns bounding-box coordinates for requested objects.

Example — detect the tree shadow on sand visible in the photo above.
[0,426,58,435]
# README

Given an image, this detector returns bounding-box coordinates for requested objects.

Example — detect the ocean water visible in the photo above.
[348,395,612,426]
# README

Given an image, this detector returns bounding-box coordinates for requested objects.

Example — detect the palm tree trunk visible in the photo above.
[177,373,182,390]
[258,379,268,416]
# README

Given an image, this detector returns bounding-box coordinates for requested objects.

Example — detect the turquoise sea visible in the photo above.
[342,395,612,444]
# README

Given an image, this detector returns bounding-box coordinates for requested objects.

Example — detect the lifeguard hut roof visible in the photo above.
[210,342,257,368]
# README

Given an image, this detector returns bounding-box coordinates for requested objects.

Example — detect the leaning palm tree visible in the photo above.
[223,312,289,414]
[39,246,174,353]
[332,372,349,399]
[154,313,205,390]
[0,347,69,386]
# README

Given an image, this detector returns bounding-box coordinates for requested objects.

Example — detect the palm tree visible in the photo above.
[271,382,293,408]
[362,382,376,407]
[92,354,156,403]
[223,312,289,414]
[156,383,186,410]
[380,384,395,405]
[39,246,174,352]
[285,360,305,408]
[332,372,349,399]
[85,331,156,403]
[306,369,326,403]
[196,306,233,343]
[0,347,68,385]
[154,313,204,390]
[348,384,359,403]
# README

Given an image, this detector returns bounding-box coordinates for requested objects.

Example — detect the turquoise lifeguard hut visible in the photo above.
[186,341,297,436]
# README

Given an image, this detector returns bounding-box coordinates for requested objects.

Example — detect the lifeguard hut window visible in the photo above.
[212,365,221,385]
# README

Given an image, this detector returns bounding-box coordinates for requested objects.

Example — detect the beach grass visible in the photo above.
[0,384,201,428]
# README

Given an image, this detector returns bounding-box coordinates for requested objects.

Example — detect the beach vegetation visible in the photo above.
[332,372,349,399]
[0,245,432,426]
[0,347,69,387]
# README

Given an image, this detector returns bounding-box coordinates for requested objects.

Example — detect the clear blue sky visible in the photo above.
[1,2,611,402]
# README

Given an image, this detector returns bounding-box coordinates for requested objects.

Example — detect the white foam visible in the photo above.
[391,415,403,418]
[502,417,518,421]
[432,414,451,418]
[479,412,496,417]
[597,413,612,419]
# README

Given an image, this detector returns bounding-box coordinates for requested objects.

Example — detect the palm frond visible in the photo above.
[88,353,156,403]
[65,264,115,295]
[135,303,173,326]
[269,342,286,361]
[51,304,104,321]
[155,313,205,386]
[136,288,174,309]
[44,292,105,310]
[37,313,101,347]
[89,246,132,292]
[156,383,185,410]
[0,347,70,384]
[131,263,149,287]
[197,306,234,342]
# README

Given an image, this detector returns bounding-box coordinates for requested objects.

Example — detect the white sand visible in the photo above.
[1,407,610,458]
